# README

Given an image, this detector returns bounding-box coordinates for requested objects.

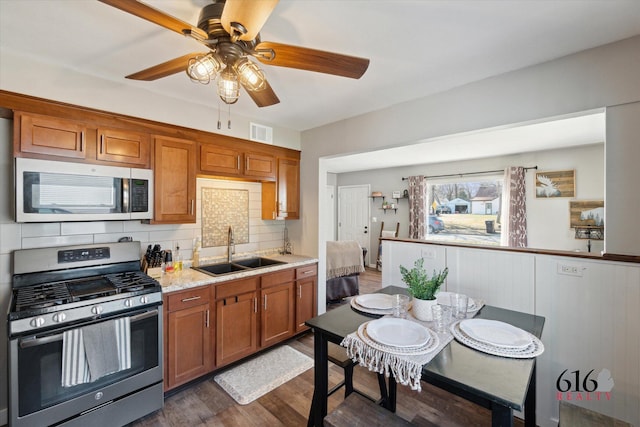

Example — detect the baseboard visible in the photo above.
[0,407,7,426]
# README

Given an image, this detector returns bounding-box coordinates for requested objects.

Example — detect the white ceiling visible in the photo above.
[1,0,639,134]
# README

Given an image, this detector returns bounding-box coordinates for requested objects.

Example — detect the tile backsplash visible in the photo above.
[202,187,249,247]
[0,172,286,284]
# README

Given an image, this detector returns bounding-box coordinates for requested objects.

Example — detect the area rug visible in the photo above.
[214,345,313,405]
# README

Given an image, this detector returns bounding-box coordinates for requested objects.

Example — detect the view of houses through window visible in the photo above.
[427,179,503,246]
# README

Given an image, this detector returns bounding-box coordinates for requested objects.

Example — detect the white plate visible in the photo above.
[358,322,439,356]
[355,294,394,310]
[451,321,544,359]
[436,292,477,310]
[366,318,431,348]
[350,298,391,316]
[459,319,532,349]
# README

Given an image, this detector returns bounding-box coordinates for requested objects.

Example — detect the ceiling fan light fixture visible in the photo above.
[187,53,223,84]
[218,69,240,104]
[235,58,267,92]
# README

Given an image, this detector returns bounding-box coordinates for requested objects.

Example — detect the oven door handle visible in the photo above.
[19,309,159,349]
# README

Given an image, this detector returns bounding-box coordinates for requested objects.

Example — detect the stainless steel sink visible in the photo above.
[192,257,285,276]
[233,257,286,268]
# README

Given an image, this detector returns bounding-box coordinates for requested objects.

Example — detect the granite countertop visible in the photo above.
[158,254,318,294]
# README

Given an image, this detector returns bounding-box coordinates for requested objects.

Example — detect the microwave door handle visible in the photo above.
[19,309,159,349]
[122,178,130,213]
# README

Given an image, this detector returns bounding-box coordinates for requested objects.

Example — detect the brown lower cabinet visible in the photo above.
[163,263,317,391]
[164,286,212,390]
[215,277,259,367]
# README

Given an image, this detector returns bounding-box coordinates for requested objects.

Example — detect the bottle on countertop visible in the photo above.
[174,244,183,271]
[164,250,174,273]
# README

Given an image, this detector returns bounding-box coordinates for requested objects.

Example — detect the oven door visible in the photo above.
[9,307,163,427]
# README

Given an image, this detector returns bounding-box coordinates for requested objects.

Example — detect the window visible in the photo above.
[427,179,503,246]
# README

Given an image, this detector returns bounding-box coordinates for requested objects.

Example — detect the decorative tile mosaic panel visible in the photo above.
[202,188,249,247]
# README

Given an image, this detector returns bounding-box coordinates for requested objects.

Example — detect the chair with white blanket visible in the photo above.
[326,240,365,303]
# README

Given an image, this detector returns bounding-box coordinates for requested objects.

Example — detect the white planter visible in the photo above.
[412,298,437,321]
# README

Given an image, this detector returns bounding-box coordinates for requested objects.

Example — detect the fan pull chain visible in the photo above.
[217,102,221,130]
[228,103,232,129]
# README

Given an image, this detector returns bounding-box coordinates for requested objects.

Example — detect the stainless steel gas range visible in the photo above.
[8,241,164,427]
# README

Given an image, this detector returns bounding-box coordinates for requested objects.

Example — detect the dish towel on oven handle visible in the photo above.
[61,317,131,387]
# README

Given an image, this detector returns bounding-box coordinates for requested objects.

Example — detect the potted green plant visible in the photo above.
[400,258,449,321]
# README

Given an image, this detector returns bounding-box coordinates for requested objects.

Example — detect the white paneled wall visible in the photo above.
[536,257,640,426]
[382,240,446,287]
[382,240,640,426]
[447,247,536,314]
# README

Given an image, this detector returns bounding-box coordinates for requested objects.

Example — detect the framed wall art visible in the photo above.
[569,200,604,228]
[535,169,575,198]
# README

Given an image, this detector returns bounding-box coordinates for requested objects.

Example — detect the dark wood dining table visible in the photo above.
[305,286,545,427]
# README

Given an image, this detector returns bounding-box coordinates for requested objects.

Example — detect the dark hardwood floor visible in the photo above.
[129,268,524,426]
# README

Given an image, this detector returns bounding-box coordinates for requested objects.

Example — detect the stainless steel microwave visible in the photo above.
[15,158,153,222]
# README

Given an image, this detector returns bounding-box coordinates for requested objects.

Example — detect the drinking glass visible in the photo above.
[391,294,411,319]
[452,293,469,319]
[431,304,451,333]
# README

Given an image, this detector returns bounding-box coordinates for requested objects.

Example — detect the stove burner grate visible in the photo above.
[106,271,158,292]
[14,283,72,312]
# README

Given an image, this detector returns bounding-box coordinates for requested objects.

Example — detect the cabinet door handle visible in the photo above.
[205,309,210,328]
[181,296,201,302]
[297,285,301,299]
[79,131,84,152]
[301,270,314,275]
[100,134,104,154]
[237,155,240,170]
[263,295,268,310]
[254,297,258,313]
[190,200,194,215]
[246,157,249,170]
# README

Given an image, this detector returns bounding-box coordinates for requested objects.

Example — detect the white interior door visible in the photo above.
[338,185,370,261]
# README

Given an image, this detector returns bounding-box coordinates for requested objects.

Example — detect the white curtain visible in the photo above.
[408,175,427,239]
[500,167,528,247]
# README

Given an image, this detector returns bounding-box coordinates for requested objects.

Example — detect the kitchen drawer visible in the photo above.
[261,268,295,288]
[215,277,259,299]
[296,264,317,279]
[166,286,209,312]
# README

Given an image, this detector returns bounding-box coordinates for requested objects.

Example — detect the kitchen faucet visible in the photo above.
[227,226,235,262]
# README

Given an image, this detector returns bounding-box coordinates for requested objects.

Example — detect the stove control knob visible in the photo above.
[30,317,45,328]
[139,296,149,304]
[91,306,104,315]
[124,299,133,308]
[52,312,67,323]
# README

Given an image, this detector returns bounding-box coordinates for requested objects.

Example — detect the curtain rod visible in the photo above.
[401,166,537,181]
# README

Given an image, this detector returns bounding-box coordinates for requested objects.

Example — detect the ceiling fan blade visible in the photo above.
[126,53,205,81]
[255,42,369,79]
[221,0,279,41]
[242,80,280,107]
[98,0,208,41]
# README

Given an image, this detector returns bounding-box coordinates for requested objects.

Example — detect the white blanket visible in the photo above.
[326,240,365,279]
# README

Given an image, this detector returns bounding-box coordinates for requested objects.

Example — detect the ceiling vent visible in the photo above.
[249,122,273,144]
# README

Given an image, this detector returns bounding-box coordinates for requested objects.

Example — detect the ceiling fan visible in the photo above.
[98,0,370,107]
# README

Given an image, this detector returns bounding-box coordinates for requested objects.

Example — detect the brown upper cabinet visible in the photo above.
[15,112,151,168]
[16,112,87,160]
[199,143,276,181]
[262,157,300,220]
[152,135,197,224]
[97,127,150,168]
[5,92,301,225]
